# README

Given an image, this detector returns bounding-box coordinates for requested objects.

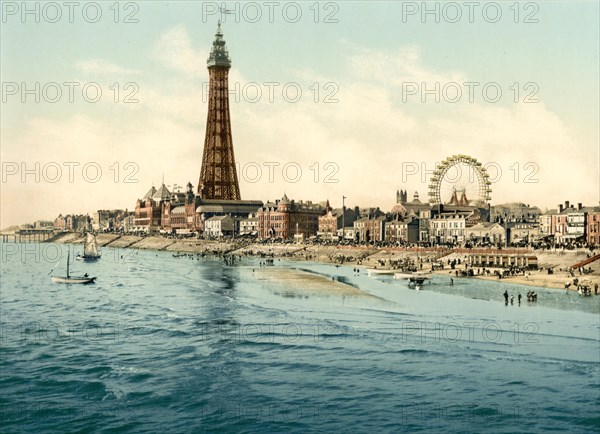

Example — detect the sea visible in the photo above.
[1,242,599,433]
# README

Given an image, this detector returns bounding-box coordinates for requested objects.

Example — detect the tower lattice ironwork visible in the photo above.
[198,20,241,200]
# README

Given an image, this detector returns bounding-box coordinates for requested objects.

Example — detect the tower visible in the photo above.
[198,20,241,200]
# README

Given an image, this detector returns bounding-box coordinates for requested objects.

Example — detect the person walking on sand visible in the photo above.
[503,290,509,305]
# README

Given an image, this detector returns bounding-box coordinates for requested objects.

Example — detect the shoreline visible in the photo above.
[4,232,598,293]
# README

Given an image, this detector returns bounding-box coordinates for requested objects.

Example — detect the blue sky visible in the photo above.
[1,1,599,226]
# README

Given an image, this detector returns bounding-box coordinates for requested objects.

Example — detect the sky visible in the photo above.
[1,1,599,227]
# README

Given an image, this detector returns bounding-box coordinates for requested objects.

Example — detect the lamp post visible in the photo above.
[341,196,347,243]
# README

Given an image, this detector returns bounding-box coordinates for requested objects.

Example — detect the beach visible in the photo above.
[26,231,600,292]
[251,267,378,298]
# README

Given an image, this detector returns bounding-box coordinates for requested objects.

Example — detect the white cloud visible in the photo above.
[3,27,598,227]
[348,45,467,87]
[75,59,140,75]
[152,25,208,76]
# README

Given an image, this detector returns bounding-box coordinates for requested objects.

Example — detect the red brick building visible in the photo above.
[134,184,172,231]
[354,216,387,242]
[317,202,357,240]
[257,195,324,239]
[585,207,600,245]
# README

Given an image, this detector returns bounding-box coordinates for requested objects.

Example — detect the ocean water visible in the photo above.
[0,242,598,433]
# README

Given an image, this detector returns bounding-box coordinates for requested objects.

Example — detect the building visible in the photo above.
[552,201,586,244]
[318,203,357,240]
[491,202,542,223]
[402,191,432,219]
[133,183,173,232]
[467,253,538,269]
[204,215,239,238]
[198,20,240,200]
[95,209,131,231]
[257,194,324,239]
[240,214,258,236]
[53,214,66,230]
[337,226,356,241]
[161,182,200,233]
[34,220,53,229]
[354,216,386,243]
[586,207,600,245]
[395,190,434,242]
[506,222,539,245]
[54,214,90,232]
[565,205,586,242]
[430,208,482,244]
[122,215,135,233]
[538,212,555,241]
[465,222,506,245]
[385,216,420,244]
[196,199,263,233]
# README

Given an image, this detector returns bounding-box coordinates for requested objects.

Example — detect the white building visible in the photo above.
[239,214,258,235]
[430,211,477,244]
[204,216,237,238]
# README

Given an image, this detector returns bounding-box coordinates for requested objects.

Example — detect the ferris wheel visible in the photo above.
[428,154,492,206]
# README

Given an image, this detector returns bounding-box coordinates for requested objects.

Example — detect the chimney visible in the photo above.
[565,201,570,209]
[578,203,582,210]
[559,204,563,212]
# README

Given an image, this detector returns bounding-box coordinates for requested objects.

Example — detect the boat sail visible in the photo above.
[51,251,96,284]
[77,233,101,261]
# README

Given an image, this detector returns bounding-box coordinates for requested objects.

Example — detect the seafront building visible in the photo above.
[384,216,420,244]
[585,208,600,245]
[317,203,357,240]
[490,202,542,223]
[53,214,91,232]
[94,209,132,231]
[465,222,506,245]
[354,215,387,243]
[239,214,258,236]
[257,195,323,240]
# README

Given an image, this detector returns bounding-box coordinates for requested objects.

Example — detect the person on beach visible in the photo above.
[518,293,522,305]
[510,295,514,305]
[450,278,454,286]
[595,283,598,295]
[503,290,509,305]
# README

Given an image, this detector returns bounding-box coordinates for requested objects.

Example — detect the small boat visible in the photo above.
[367,268,398,276]
[76,233,101,261]
[51,252,96,284]
[408,275,429,290]
[393,272,414,280]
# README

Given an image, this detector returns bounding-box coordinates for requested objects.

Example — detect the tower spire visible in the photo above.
[198,21,240,200]
[207,19,231,68]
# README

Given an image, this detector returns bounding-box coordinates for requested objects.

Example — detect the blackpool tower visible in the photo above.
[198,20,241,200]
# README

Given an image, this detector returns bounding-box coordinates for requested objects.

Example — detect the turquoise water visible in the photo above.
[1,243,599,433]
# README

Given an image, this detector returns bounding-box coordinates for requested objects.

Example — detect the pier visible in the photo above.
[1,229,54,243]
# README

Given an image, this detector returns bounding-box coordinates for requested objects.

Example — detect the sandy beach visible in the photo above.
[27,231,600,292]
[252,267,378,298]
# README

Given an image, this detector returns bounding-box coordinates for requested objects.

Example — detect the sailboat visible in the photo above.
[76,233,101,261]
[51,251,96,284]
